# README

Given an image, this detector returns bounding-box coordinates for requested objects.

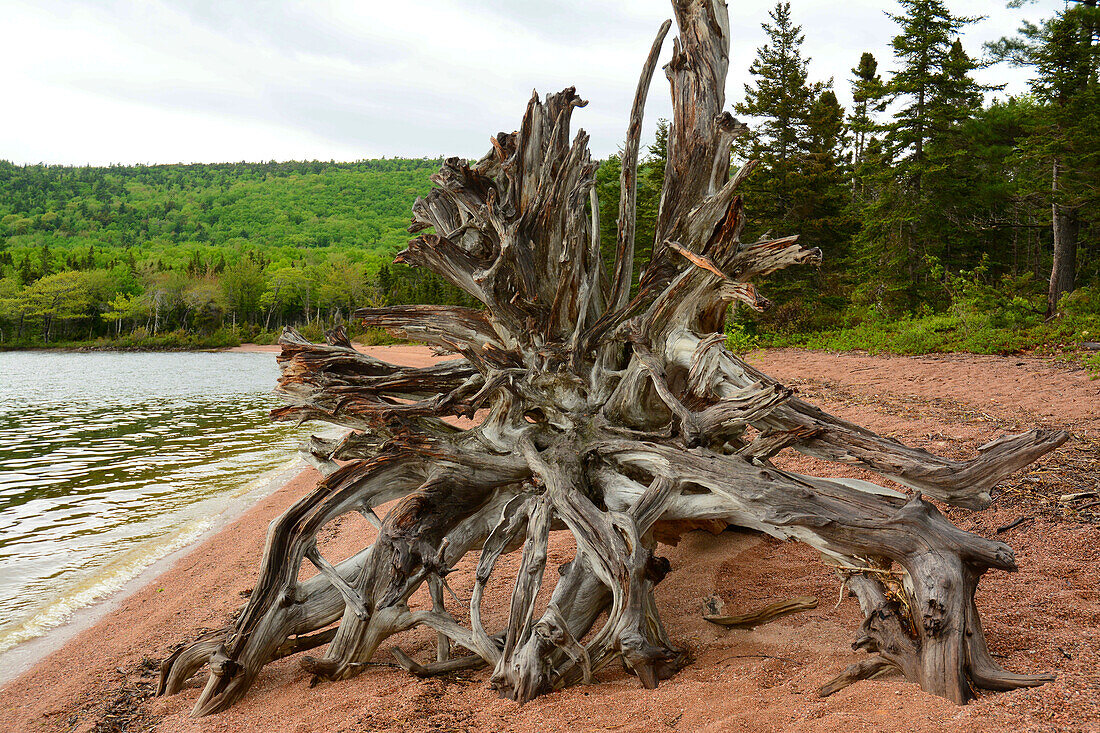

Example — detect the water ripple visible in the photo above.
[0,351,316,653]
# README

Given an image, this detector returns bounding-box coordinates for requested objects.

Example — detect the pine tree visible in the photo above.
[854,0,988,301]
[735,2,820,233]
[885,0,983,194]
[39,241,52,277]
[989,0,1099,314]
[849,53,887,185]
[645,119,669,185]
[18,252,35,286]
[793,89,852,258]
[733,4,853,327]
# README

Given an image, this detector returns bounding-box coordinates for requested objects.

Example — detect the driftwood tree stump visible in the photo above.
[159,0,1067,716]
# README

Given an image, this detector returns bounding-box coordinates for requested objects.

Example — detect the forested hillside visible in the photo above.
[0,0,1096,358]
[0,159,475,346]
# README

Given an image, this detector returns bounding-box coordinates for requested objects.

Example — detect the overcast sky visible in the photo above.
[2,0,1064,166]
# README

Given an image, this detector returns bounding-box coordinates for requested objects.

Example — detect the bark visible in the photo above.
[160,0,1064,717]
[1048,162,1079,316]
[703,596,818,628]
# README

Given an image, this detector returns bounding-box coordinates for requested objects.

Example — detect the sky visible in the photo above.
[1,0,1066,166]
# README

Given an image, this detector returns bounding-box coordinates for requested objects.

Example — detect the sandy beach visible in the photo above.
[2,346,1098,732]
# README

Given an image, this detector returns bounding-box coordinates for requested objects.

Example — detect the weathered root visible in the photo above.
[163,420,1057,715]
[178,455,428,716]
[818,656,895,697]
[303,480,523,686]
[159,0,1062,717]
[391,648,487,678]
[673,332,1069,509]
[824,565,1055,702]
[596,439,1056,702]
[703,596,819,628]
[297,441,530,688]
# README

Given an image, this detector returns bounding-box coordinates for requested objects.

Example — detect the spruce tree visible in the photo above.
[854,0,988,302]
[794,89,852,259]
[989,0,1099,314]
[735,3,852,327]
[885,0,982,192]
[735,2,820,233]
[849,52,887,185]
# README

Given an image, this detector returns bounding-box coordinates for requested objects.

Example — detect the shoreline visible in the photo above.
[0,343,449,680]
[0,460,306,687]
[1,338,1095,366]
[0,462,332,730]
[0,345,451,700]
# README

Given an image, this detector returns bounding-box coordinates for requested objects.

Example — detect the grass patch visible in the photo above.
[742,306,1099,376]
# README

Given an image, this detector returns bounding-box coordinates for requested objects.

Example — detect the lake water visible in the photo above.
[0,350,314,656]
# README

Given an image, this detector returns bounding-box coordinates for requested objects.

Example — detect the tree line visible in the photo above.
[595,0,1097,355]
[0,0,1095,349]
[0,159,475,344]
[728,0,1099,333]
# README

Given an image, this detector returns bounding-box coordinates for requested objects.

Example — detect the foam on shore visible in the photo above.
[0,458,303,685]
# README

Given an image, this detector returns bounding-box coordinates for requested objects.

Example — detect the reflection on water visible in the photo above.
[0,350,313,654]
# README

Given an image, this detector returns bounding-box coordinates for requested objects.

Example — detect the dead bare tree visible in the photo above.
[159,0,1066,716]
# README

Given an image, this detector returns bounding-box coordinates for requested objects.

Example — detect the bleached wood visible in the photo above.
[159,0,1063,716]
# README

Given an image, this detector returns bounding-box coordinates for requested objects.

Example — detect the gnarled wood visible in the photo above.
[704,596,819,628]
[161,0,1063,717]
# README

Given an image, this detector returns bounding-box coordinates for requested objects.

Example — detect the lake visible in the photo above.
[0,350,315,656]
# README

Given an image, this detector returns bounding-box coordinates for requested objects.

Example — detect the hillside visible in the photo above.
[0,158,471,347]
[0,159,438,256]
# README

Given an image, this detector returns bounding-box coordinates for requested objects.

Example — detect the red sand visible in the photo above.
[3,347,1098,732]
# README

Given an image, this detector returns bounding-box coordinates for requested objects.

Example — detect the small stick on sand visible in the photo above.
[703,596,819,629]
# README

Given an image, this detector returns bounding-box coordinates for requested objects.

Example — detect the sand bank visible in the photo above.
[3,347,1098,732]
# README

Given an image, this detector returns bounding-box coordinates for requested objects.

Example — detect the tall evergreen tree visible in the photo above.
[735,2,820,233]
[854,0,988,301]
[849,52,887,187]
[792,89,852,259]
[989,0,1099,314]
[922,39,996,269]
[885,0,982,192]
[733,4,853,327]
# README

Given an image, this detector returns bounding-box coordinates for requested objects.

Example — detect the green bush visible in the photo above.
[724,319,758,354]
[1060,286,1100,318]
[357,327,401,346]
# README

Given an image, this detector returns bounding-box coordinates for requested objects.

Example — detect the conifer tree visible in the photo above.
[989,0,1099,314]
[854,0,988,299]
[886,0,982,192]
[794,89,852,259]
[734,3,853,326]
[849,53,887,186]
[735,2,820,233]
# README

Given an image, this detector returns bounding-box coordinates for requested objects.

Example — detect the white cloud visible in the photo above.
[0,0,1065,165]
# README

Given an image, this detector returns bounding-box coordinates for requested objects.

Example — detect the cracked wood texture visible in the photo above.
[159,0,1067,717]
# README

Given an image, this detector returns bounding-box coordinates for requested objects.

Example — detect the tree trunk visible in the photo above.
[1047,161,1079,317]
[160,0,1063,718]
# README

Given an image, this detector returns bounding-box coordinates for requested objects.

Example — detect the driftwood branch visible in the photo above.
[160,0,1064,717]
[703,596,819,628]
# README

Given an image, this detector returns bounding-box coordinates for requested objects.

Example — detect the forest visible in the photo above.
[0,0,1096,361]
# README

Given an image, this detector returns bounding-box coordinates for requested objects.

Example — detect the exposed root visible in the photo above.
[159,0,1061,717]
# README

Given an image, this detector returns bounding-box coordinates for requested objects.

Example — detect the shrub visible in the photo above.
[724,319,758,354]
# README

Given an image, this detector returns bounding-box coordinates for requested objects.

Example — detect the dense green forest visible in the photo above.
[0,158,476,346]
[719,0,1100,361]
[0,0,1097,361]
